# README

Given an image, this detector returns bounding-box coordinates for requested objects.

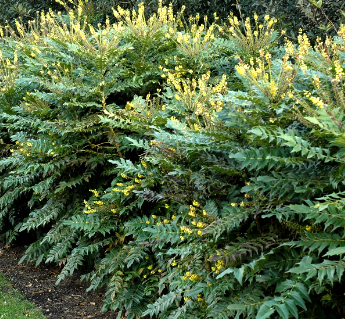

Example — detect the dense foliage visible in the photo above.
[1,0,344,42]
[1,0,345,318]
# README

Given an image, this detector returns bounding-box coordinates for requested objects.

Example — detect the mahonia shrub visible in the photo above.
[2,0,345,318]
[94,18,345,319]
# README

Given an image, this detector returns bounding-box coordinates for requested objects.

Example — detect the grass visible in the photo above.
[0,273,46,319]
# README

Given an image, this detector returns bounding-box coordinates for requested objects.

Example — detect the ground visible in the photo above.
[0,242,116,319]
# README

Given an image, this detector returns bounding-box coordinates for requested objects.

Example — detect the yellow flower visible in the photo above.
[152,215,157,219]
[165,204,169,208]
[305,225,312,231]
[193,200,200,207]
[148,265,153,270]
[245,193,250,198]
[197,230,203,235]
[240,201,245,207]
[146,221,150,224]
[190,274,198,280]
[171,215,176,220]
[231,203,237,207]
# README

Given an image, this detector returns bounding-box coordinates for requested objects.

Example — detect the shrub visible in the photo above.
[2,1,345,318]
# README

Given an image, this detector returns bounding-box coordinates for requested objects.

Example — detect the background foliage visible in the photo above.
[1,0,345,41]
[1,0,345,318]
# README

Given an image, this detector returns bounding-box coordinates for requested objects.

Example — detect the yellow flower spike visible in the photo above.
[309,96,325,108]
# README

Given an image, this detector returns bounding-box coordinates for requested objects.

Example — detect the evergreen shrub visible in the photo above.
[1,1,345,318]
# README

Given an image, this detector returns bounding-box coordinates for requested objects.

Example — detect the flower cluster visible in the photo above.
[225,13,278,56]
[182,271,201,281]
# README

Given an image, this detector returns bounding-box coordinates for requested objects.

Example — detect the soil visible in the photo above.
[0,242,117,319]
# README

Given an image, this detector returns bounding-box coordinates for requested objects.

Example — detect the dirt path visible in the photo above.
[0,242,116,319]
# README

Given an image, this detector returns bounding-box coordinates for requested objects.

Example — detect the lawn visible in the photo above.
[0,273,46,319]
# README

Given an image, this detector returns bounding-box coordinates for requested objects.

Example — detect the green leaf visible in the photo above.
[285,299,299,318]
[323,247,345,256]
[234,267,245,285]
[256,304,275,319]
[216,268,233,279]
[227,304,247,310]
[276,304,290,319]
[290,291,307,311]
